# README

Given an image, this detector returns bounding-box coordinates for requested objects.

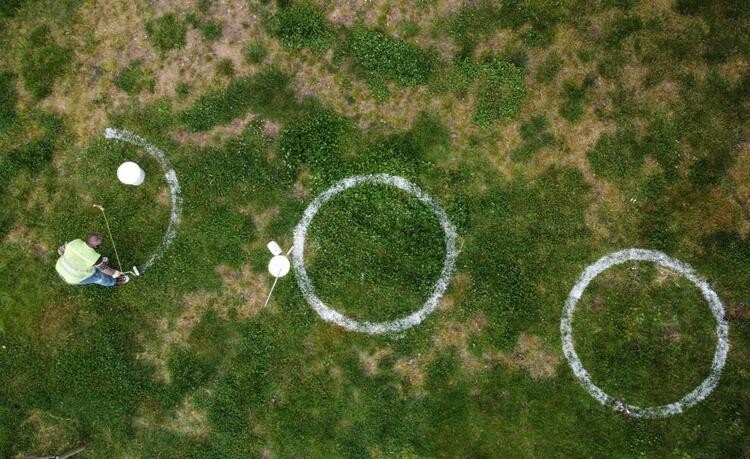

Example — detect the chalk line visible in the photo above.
[104,128,182,272]
[560,248,729,418]
[292,174,459,334]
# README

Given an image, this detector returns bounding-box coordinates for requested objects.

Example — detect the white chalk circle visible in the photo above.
[561,248,729,418]
[117,161,145,186]
[292,174,459,334]
[104,128,183,273]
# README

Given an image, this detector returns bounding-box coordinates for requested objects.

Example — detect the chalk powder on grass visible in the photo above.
[561,248,729,418]
[292,174,459,334]
[104,128,183,272]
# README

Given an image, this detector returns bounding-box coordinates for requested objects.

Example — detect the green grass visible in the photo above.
[1,0,749,457]
[179,67,298,131]
[199,19,222,41]
[0,71,17,131]
[267,1,334,51]
[145,14,187,52]
[347,27,434,88]
[19,25,71,100]
[305,183,447,322]
[244,41,267,64]
[575,262,717,406]
[114,60,155,95]
[473,60,527,126]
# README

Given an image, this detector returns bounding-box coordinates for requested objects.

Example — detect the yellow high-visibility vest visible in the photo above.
[55,239,100,284]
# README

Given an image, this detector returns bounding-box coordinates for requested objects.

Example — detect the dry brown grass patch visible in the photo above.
[166,393,211,438]
[486,334,561,380]
[438,273,472,311]
[358,347,393,376]
[393,355,428,396]
[216,264,270,319]
[14,410,77,458]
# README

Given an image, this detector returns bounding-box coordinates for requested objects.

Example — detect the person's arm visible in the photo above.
[94,256,121,277]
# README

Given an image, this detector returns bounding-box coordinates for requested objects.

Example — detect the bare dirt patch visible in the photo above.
[392,313,487,396]
[41,0,151,141]
[293,169,312,200]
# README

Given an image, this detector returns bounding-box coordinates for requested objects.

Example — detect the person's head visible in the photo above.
[85,233,103,249]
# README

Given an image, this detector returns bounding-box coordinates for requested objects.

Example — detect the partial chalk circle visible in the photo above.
[105,128,182,273]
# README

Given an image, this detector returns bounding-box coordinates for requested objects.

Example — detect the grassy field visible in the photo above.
[1,0,749,456]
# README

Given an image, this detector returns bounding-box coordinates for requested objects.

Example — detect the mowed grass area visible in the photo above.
[1,0,750,456]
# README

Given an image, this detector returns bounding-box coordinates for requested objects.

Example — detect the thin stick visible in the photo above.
[263,277,279,308]
[94,205,123,272]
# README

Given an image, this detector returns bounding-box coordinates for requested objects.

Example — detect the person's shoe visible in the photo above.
[116,274,130,285]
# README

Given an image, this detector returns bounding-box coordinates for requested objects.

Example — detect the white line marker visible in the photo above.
[292,174,459,334]
[560,248,730,418]
[104,128,183,272]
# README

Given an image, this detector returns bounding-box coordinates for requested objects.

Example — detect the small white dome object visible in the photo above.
[117,161,145,186]
[268,255,290,278]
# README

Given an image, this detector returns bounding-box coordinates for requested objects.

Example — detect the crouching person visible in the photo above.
[56,233,129,287]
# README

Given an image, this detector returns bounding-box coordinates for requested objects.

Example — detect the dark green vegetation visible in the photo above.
[512,115,554,160]
[0,71,18,131]
[244,41,267,64]
[19,25,71,100]
[473,60,527,125]
[179,68,297,131]
[115,60,155,95]
[347,27,435,87]
[145,13,187,52]
[1,0,750,457]
[267,1,334,51]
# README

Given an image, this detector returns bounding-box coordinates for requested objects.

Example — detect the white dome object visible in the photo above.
[268,255,290,278]
[117,161,145,186]
[267,240,283,256]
